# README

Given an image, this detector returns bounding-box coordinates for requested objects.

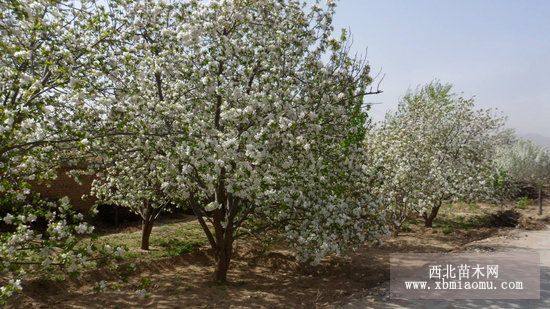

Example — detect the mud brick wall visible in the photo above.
[31,167,96,212]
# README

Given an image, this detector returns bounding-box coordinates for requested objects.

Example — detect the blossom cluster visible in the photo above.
[0,197,125,304]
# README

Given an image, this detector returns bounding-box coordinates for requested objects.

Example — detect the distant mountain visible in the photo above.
[520,133,550,149]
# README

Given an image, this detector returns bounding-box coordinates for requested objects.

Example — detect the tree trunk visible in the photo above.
[213,238,233,283]
[141,217,154,250]
[538,186,543,216]
[189,188,243,283]
[422,202,442,228]
[212,196,235,283]
[140,201,155,250]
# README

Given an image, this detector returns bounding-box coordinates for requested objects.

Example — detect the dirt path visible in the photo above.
[344,226,550,309]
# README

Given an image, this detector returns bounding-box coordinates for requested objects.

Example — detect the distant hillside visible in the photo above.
[520,133,550,149]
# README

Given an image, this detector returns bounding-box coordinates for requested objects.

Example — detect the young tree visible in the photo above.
[366,81,505,229]
[496,139,550,215]
[90,155,178,250]
[0,0,121,302]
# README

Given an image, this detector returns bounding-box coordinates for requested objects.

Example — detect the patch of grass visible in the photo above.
[159,239,201,257]
[115,263,137,282]
[466,203,478,212]
[139,277,152,289]
[432,202,503,231]
[442,225,453,235]
[400,223,413,233]
[516,197,530,210]
[434,215,484,230]
[93,219,208,262]
[436,207,521,230]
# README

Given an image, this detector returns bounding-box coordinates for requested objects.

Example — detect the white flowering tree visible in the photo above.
[366,82,505,230]
[496,139,550,215]
[70,0,189,251]
[171,0,386,281]
[0,0,121,302]
[78,0,385,282]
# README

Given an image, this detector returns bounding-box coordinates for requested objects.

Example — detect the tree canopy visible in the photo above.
[366,81,505,229]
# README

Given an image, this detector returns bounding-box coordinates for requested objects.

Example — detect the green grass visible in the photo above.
[434,213,490,230]
[94,219,208,262]
[139,277,153,289]
[441,225,454,235]
[158,239,201,257]
[434,203,491,228]
[516,197,531,210]
[400,222,413,233]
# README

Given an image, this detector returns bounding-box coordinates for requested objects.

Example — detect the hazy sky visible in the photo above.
[331,0,550,136]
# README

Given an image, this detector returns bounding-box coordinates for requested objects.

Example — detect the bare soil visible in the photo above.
[7,201,548,308]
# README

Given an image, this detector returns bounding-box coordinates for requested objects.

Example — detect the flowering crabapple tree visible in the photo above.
[496,139,550,215]
[168,0,386,282]
[0,0,122,302]
[170,0,386,281]
[366,81,505,230]
[78,0,385,282]
[70,0,190,251]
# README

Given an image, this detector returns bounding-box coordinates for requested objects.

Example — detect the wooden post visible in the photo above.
[538,186,543,216]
